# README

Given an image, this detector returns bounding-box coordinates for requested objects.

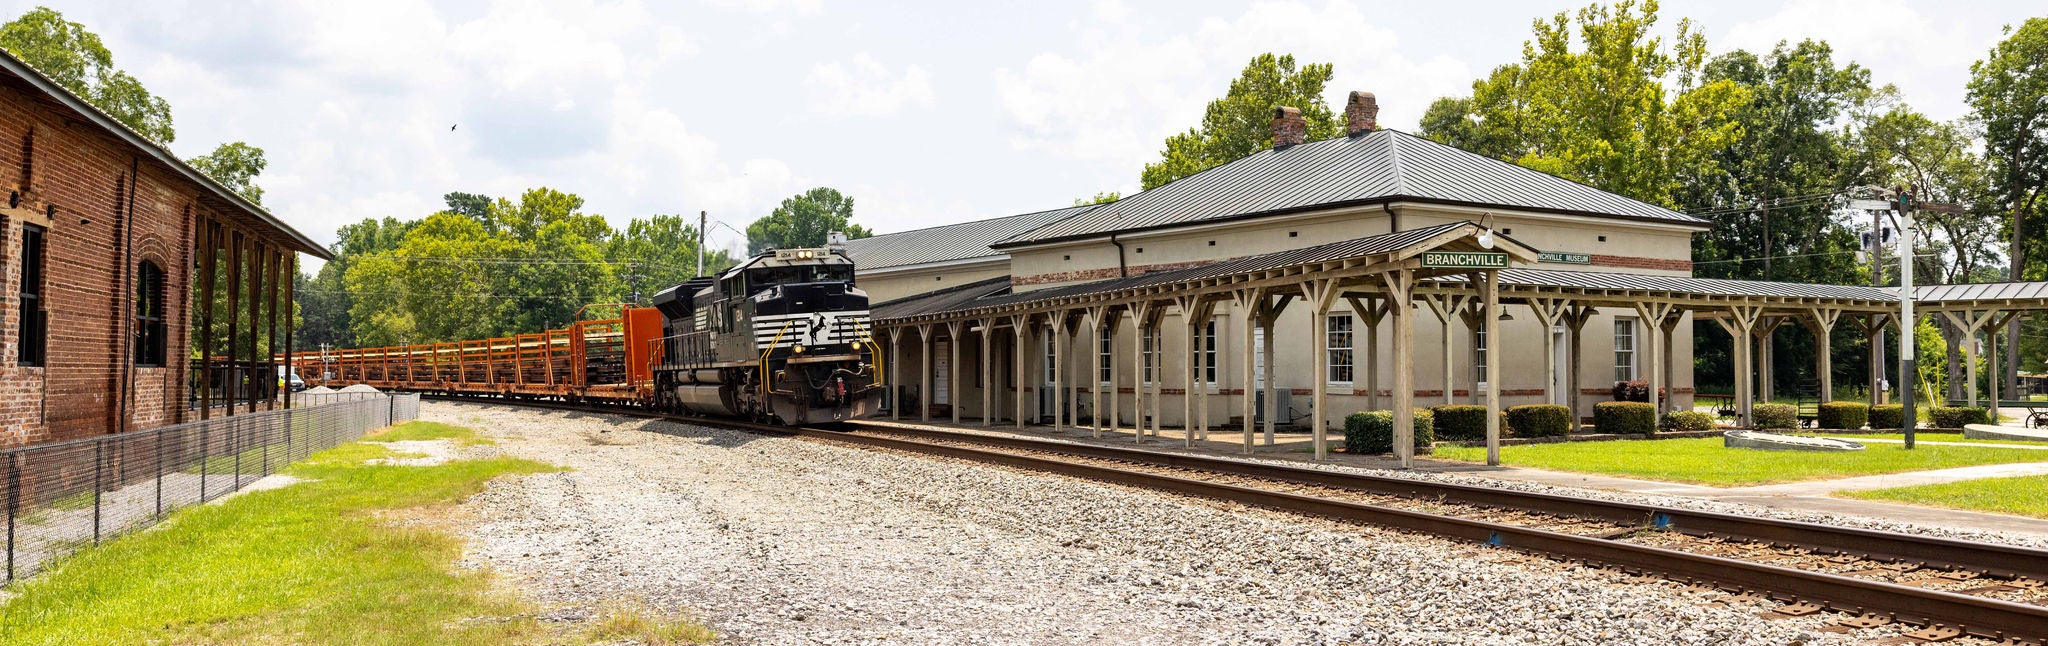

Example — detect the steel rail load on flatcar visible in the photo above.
[297,233,885,425]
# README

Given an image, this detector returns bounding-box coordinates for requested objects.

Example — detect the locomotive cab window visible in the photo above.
[134,260,167,366]
[811,265,852,284]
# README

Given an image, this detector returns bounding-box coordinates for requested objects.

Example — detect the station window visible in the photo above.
[1141,327,1158,386]
[134,260,167,366]
[1098,332,1113,384]
[1326,314,1354,383]
[1613,319,1637,383]
[1191,319,1218,385]
[1473,326,1487,386]
[17,223,46,367]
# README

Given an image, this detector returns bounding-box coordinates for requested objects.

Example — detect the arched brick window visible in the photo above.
[135,260,167,366]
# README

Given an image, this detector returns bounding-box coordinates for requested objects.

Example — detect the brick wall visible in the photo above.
[0,74,269,448]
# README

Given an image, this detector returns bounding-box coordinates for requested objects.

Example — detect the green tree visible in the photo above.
[1685,40,1873,284]
[0,7,174,142]
[608,214,736,300]
[745,187,872,254]
[188,141,267,204]
[1855,107,2000,285]
[1141,53,1340,190]
[296,216,416,351]
[1967,17,2048,285]
[1072,191,1121,206]
[1416,0,1747,206]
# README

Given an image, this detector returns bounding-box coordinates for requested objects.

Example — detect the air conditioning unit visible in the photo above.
[1253,389,1293,425]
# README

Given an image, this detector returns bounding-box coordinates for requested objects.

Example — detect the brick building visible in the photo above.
[0,50,327,448]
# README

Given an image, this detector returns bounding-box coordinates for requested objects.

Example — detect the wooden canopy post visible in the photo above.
[1852,313,1893,405]
[946,320,964,425]
[981,317,996,427]
[1073,311,1089,438]
[917,323,934,422]
[1422,292,1470,407]
[1987,312,2017,412]
[1012,314,1030,429]
[1631,302,1675,427]
[1526,298,1568,406]
[1458,300,1484,406]
[1050,311,1068,433]
[888,327,902,421]
[1170,295,1200,448]
[1089,307,1105,440]
[1347,296,1389,412]
[1262,292,1294,445]
[1562,305,1597,431]
[1128,301,1155,442]
[1712,305,1764,425]
[1803,308,1842,403]
[225,230,244,416]
[1941,310,1998,407]
[1481,270,1503,466]
[1093,306,1119,439]
[282,254,296,410]
[1298,279,1343,460]
[1754,316,1787,405]
[1382,269,1417,467]
[1235,289,1263,453]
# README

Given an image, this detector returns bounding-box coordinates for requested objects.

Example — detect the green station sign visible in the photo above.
[1421,251,1510,269]
[1538,251,1592,265]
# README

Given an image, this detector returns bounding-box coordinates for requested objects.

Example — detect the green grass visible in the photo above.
[0,427,571,645]
[1432,436,2048,486]
[367,420,492,445]
[1843,474,2048,518]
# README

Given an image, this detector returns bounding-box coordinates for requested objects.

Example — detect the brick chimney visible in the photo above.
[1270,106,1306,148]
[1345,91,1379,136]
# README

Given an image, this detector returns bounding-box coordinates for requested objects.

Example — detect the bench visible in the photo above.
[1946,399,2048,429]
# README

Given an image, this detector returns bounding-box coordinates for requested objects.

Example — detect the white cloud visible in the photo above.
[1719,0,1983,121]
[805,53,937,117]
[994,0,1472,183]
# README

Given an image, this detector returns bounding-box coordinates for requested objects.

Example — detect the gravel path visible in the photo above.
[435,402,1855,645]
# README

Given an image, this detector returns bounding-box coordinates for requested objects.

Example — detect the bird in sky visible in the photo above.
[450,124,458,131]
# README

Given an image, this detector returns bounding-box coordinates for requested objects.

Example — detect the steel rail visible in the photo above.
[424,396,2048,640]
[851,421,2048,582]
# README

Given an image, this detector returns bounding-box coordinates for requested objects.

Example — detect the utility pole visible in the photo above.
[1870,206,1887,405]
[1896,187,1917,449]
[697,210,708,279]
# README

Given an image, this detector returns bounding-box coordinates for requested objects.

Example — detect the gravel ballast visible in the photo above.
[434,402,1858,645]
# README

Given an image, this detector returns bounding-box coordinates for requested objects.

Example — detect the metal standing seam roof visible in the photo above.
[1914,281,2048,303]
[1489,268,1903,302]
[995,129,1705,249]
[876,222,1517,320]
[841,204,1095,271]
[870,276,1014,320]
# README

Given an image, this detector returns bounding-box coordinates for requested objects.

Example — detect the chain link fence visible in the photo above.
[3,393,422,583]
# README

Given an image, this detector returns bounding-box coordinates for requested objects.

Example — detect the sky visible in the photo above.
[17,0,2043,265]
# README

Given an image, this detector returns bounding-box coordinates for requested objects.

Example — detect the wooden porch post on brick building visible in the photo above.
[917,323,933,423]
[282,255,297,410]
[1128,302,1154,443]
[1347,296,1387,413]
[1383,269,1417,468]
[1563,304,1596,431]
[888,327,901,421]
[981,317,995,427]
[947,320,963,425]
[1236,288,1263,453]
[1013,314,1029,430]
[1300,278,1341,460]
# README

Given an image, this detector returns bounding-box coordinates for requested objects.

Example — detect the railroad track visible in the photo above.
[427,395,2048,643]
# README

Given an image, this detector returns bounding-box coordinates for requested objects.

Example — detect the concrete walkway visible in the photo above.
[1820,436,2048,451]
[863,417,2048,537]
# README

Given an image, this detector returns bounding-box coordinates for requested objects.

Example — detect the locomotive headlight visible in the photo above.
[794,344,805,354]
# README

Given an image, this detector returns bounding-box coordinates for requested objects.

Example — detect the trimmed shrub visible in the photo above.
[1661,410,1718,432]
[1930,406,1992,429]
[1869,404,1915,429]
[1344,409,1435,455]
[1430,405,1490,441]
[1593,402,1656,435]
[1506,404,1573,437]
[1752,403,1799,430]
[1817,401,1870,430]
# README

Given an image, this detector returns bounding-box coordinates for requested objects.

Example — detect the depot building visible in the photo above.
[843,91,2048,465]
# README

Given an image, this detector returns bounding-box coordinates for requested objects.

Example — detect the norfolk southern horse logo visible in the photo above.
[807,312,831,346]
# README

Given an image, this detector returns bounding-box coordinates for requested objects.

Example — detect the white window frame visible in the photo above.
[1473,325,1488,391]
[1193,318,1219,386]
[1141,327,1159,386]
[1098,331,1113,385]
[1326,313,1354,384]
[1613,318,1637,383]
[1043,329,1057,385]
